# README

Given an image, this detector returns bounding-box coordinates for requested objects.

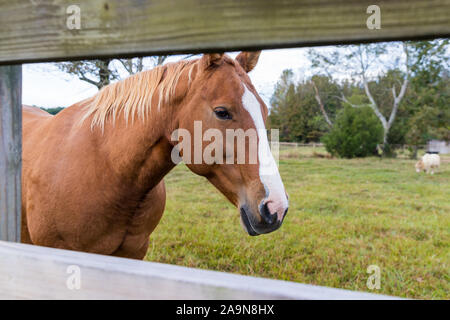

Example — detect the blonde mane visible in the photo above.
[80,59,198,130]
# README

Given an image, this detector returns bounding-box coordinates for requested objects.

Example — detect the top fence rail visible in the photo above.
[0,0,449,64]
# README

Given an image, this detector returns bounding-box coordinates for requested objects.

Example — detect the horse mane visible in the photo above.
[80,58,198,130]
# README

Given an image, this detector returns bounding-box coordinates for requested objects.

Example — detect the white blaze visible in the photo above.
[241,85,288,218]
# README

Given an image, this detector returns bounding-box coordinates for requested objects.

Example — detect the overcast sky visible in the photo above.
[23,48,315,109]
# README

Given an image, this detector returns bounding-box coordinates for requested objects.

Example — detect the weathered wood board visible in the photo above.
[0,66,21,242]
[0,241,399,299]
[0,0,449,64]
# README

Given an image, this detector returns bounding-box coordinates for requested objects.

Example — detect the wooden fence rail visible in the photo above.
[0,0,449,64]
[0,241,399,299]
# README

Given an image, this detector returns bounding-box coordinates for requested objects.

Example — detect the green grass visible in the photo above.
[145,148,449,299]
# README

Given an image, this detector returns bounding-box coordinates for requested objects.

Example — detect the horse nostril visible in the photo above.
[261,202,277,225]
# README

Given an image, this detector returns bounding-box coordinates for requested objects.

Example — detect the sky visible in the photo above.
[21,41,430,110]
[22,48,314,109]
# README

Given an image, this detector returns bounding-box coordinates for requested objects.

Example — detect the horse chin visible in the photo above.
[240,207,260,236]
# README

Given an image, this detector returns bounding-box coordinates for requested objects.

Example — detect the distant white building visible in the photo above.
[427,140,450,154]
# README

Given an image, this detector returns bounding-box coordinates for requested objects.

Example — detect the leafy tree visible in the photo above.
[269,72,342,142]
[269,69,303,141]
[310,75,342,127]
[270,40,448,154]
[322,106,383,158]
[404,40,450,156]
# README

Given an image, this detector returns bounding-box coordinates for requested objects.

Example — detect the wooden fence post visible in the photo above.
[0,65,22,242]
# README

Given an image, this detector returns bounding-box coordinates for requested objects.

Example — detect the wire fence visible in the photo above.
[276,142,443,160]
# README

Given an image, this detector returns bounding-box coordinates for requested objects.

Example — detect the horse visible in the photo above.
[21,52,289,259]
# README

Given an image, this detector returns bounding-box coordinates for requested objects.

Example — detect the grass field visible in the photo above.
[145,147,449,299]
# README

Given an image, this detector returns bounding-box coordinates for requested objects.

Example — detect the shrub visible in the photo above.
[40,107,64,115]
[322,106,383,158]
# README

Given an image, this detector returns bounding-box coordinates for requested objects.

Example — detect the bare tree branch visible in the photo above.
[311,80,333,127]
[118,59,134,74]
[78,75,100,88]
[338,95,360,108]
[356,45,389,135]
[387,43,409,130]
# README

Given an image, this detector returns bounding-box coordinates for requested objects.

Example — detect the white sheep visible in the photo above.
[415,153,441,175]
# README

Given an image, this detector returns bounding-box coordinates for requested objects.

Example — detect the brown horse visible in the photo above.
[21,52,289,259]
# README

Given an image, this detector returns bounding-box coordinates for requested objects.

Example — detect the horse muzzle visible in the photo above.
[239,202,288,236]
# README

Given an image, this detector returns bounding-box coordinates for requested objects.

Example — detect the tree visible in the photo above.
[322,106,383,158]
[269,72,343,142]
[270,40,448,151]
[404,40,450,157]
[40,107,64,115]
[56,59,119,90]
[269,69,296,139]
[310,75,342,128]
[55,56,169,90]
[309,43,411,154]
[117,56,168,75]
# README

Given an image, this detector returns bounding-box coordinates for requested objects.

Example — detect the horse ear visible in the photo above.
[202,53,224,68]
[236,51,261,73]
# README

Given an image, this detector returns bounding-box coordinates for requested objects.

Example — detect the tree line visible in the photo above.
[40,42,448,158]
[269,40,449,157]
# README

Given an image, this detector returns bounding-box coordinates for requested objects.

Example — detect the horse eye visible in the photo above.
[214,107,232,120]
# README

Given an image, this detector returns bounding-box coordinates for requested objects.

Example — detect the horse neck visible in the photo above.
[85,102,177,192]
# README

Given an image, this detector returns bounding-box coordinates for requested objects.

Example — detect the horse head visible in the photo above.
[171,52,289,235]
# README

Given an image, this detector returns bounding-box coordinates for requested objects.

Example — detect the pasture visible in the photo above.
[146,147,449,299]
